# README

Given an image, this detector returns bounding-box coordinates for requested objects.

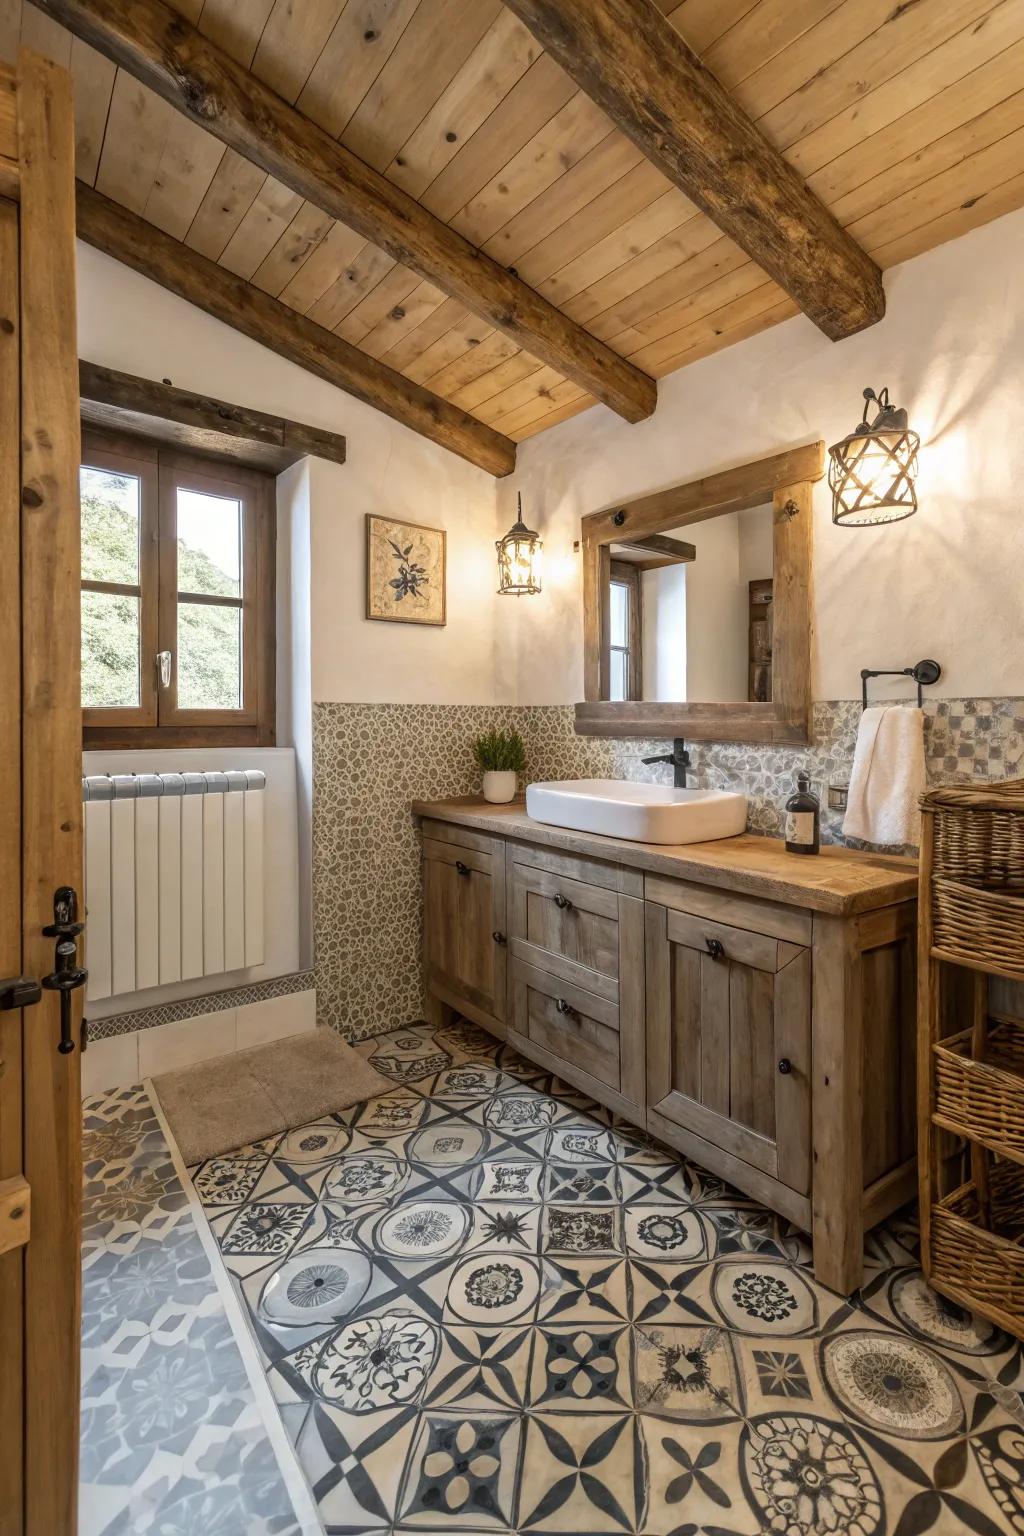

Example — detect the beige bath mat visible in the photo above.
[150,1029,391,1166]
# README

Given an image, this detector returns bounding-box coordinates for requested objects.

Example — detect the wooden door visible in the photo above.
[0,53,84,1536]
[645,902,811,1193]
[422,833,506,1027]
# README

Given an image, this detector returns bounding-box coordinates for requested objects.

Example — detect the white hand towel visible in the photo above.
[842,705,926,847]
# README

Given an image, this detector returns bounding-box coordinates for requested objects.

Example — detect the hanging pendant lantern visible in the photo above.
[496,493,543,595]
[828,386,920,526]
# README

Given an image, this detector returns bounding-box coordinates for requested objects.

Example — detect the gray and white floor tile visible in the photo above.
[186,1022,1024,1536]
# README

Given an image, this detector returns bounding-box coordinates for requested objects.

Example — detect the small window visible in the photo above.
[608,562,641,701]
[81,431,275,747]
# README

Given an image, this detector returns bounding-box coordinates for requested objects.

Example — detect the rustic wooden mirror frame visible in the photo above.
[576,443,824,744]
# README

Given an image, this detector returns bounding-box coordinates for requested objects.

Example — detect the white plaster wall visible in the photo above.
[76,243,503,710]
[499,206,1024,705]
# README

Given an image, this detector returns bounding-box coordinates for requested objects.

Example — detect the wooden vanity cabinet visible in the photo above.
[416,801,919,1295]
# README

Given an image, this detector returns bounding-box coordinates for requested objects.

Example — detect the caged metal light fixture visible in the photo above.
[828,386,920,527]
[496,493,543,595]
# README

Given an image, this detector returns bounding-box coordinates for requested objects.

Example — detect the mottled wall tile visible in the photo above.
[313,699,1024,1041]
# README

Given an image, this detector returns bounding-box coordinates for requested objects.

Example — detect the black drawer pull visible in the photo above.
[705,937,725,961]
[554,997,578,1022]
[455,860,470,877]
[553,892,573,911]
[492,931,506,946]
[777,1058,793,1075]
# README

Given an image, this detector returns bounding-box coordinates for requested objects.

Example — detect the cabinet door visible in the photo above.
[423,836,506,1024]
[646,903,811,1193]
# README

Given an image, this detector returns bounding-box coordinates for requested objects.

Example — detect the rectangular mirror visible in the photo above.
[608,501,774,704]
[578,445,824,744]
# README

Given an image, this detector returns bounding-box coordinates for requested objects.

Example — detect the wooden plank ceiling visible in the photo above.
[8,0,1024,458]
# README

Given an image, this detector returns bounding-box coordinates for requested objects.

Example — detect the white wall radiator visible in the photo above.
[83,770,266,1002]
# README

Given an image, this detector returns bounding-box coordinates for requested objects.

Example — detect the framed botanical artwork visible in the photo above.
[365,514,446,626]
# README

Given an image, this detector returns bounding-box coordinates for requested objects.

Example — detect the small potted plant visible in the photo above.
[472,728,526,804]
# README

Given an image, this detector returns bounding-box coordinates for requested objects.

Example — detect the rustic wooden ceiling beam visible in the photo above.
[38,0,656,425]
[502,0,886,342]
[76,186,516,478]
[79,360,349,473]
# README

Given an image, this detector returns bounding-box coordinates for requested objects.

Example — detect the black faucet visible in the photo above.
[642,738,691,788]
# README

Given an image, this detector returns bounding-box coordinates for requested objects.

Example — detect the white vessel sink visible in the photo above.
[525,778,748,845]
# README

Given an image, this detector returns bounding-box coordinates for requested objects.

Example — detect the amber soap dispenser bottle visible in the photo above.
[785,773,820,856]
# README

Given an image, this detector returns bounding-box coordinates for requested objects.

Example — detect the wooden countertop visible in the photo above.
[412,797,918,916]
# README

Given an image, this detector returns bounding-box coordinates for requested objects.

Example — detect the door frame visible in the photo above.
[1,50,84,1536]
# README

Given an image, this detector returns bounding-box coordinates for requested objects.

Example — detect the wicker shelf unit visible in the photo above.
[918,780,1024,1340]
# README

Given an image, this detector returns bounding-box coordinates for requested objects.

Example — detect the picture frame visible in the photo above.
[365,514,447,627]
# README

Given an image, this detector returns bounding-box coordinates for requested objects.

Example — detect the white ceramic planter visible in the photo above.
[482,770,517,804]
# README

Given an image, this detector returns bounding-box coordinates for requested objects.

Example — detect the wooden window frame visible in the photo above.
[81,429,276,749]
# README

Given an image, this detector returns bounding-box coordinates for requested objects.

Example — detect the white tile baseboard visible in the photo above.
[82,989,317,1096]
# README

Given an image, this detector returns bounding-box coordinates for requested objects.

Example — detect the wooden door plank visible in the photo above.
[36,0,656,423]
[0,1176,30,1256]
[699,951,730,1116]
[17,48,82,1536]
[729,963,776,1141]
[0,187,24,1536]
[669,941,701,1103]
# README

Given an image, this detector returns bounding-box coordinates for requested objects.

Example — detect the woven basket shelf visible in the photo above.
[929,1159,1024,1332]
[932,1014,1024,1162]
[924,780,1024,980]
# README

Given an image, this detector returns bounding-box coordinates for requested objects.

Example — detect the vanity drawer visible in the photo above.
[511,839,644,897]
[509,861,620,995]
[421,818,502,864]
[511,958,620,1091]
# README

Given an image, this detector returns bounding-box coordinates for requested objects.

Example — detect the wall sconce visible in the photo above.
[496,494,542,595]
[828,386,920,526]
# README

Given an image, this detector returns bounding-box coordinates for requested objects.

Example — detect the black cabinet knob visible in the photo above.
[778,1058,793,1075]
[492,931,506,945]
[555,998,578,1021]
[705,937,725,961]
[553,892,573,911]
[454,860,470,877]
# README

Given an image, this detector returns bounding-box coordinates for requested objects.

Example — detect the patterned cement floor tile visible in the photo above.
[189,1022,1024,1536]
[80,1085,303,1536]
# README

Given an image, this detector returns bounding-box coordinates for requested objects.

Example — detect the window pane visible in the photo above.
[177,488,241,598]
[177,601,241,710]
[81,466,140,584]
[609,648,627,702]
[609,581,628,647]
[82,589,139,707]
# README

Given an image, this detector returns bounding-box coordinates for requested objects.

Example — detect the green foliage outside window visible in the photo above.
[81,471,242,711]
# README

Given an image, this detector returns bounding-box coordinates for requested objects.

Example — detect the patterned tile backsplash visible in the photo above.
[312,697,1024,1041]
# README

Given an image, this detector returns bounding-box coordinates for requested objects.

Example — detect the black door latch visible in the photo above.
[41,886,88,1056]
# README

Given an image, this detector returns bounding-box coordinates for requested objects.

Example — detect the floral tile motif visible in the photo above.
[79,1085,302,1536]
[190,1021,1024,1536]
